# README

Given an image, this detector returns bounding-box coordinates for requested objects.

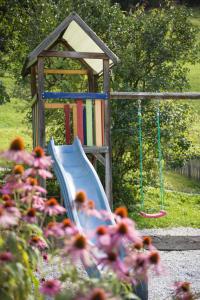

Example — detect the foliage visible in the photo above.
[0,81,9,104]
[0,0,199,209]
[0,138,196,300]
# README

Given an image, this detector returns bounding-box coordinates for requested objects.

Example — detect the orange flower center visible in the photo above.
[180,282,190,292]
[73,234,87,249]
[46,198,58,207]
[108,252,117,262]
[2,194,11,201]
[143,236,152,246]
[118,223,128,235]
[34,146,44,158]
[9,137,25,151]
[45,280,55,288]
[114,206,128,218]
[62,218,71,227]
[134,242,143,250]
[88,200,95,209]
[27,208,36,217]
[90,289,106,300]
[149,251,160,265]
[75,191,86,204]
[13,165,24,175]
[27,177,38,186]
[47,221,57,229]
[31,236,40,243]
[96,226,107,235]
[4,200,14,208]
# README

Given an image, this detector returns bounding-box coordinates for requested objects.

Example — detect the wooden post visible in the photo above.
[103,59,112,208]
[37,57,45,148]
[31,66,37,148]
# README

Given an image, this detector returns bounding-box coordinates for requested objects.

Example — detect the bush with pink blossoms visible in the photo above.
[0,137,196,300]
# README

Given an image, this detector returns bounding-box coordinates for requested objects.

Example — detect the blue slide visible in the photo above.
[48,137,148,299]
[48,137,114,231]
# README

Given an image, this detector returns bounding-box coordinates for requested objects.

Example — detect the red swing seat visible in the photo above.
[139,210,167,219]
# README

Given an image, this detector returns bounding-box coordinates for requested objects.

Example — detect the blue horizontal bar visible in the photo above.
[42,92,108,100]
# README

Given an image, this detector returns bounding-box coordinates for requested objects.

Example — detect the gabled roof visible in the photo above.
[22,12,119,76]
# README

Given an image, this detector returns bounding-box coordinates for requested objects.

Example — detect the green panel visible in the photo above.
[86,100,93,146]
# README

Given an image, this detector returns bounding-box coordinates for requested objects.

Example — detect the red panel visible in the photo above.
[77,99,84,144]
[101,101,105,145]
[64,104,70,144]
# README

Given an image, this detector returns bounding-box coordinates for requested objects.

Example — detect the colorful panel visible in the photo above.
[64,104,71,144]
[77,100,84,144]
[95,100,103,146]
[86,100,93,146]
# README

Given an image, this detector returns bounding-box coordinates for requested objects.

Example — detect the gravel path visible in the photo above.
[140,228,200,300]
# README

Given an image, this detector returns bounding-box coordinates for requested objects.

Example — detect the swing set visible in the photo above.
[137,100,167,219]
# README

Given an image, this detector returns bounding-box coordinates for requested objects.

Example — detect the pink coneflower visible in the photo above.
[98,251,128,279]
[23,177,47,194]
[23,208,37,223]
[0,137,33,165]
[148,251,161,274]
[84,200,102,219]
[114,206,128,219]
[13,164,24,176]
[95,225,111,247]
[32,147,52,169]
[0,204,20,227]
[60,218,78,236]
[40,279,61,297]
[44,198,65,216]
[110,219,141,247]
[21,194,45,211]
[63,234,92,267]
[2,194,12,202]
[74,191,87,210]
[44,221,63,238]
[25,167,53,180]
[75,288,111,300]
[174,281,193,300]
[132,253,149,280]
[29,236,47,250]
[0,251,13,263]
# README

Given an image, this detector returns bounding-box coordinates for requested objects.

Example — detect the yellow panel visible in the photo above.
[95,100,102,146]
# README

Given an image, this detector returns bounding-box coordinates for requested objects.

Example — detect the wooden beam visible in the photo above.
[83,146,108,154]
[44,69,88,75]
[110,92,200,100]
[37,57,45,149]
[94,153,105,166]
[44,103,75,109]
[39,50,108,59]
[103,58,112,208]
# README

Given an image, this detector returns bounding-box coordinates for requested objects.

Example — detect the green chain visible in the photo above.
[156,102,164,210]
[138,100,144,210]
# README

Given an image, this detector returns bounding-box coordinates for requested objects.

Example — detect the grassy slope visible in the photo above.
[0,76,31,151]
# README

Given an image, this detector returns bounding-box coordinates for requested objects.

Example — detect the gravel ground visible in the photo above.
[42,228,200,300]
[140,228,200,300]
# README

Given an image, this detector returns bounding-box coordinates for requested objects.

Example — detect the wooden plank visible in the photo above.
[44,69,88,75]
[31,66,37,149]
[39,50,108,59]
[103,58,112,207]
[64,105,71,144]
[83,146,108,153]
[37,57,45,148]
[110,92,200,100]
[42,92,108,100]
[94,153,105,166]
[86,100,93,146]
[95,100,103,146]
[44,103,75,109]
[72,104,78,138]
[148,236,200,251]
[77,100,84,144]
[83,107,87,145]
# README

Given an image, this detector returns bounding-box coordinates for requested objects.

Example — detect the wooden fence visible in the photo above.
[176,159,200,180]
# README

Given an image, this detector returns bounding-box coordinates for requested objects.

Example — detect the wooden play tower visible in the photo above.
[22,12,119,205]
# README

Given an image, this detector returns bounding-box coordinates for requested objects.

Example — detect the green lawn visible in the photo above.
[0,76,32,151]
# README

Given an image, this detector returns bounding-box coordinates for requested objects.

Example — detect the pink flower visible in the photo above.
[22,208,37,223]
[44,221,63,238]
[32,147,52,169]
[40,279,61,297]
[97,251,128,279]
[174,281,193,300]
[95,225,111,248]
[0,137,33,165]
[25,168,53,180]
[0,204,20,227]
[44,198,65,216]
[131,253,149,280]
[148,251,161,274]
[75,288,111,300]
[0,251,13,263]
[23,177,47,194]
[74,191,87,210]
[29,236,48,250]
[60,218,78,236]
[63,234,92,267]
